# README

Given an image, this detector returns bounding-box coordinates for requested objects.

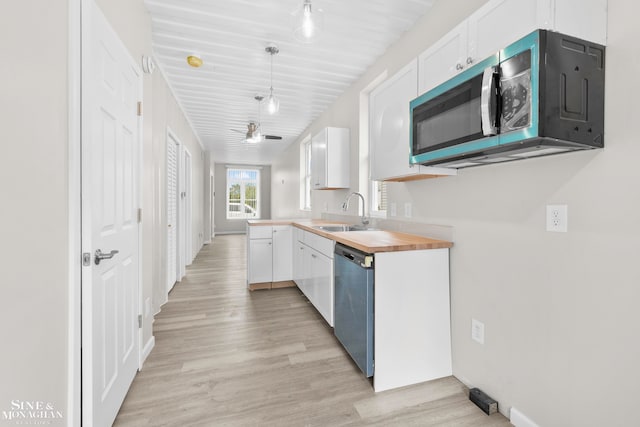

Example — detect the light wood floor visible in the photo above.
[114,234,512,427]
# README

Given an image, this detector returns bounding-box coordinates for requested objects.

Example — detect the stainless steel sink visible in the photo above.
[313,225,379,232]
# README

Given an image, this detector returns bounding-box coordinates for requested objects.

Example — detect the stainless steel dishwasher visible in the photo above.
[334,243,374,377]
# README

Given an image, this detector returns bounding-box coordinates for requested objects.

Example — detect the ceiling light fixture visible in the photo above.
[292,0,324,42]
[246,96,264,143]
[186,54,203,68]
[265,46,280,115]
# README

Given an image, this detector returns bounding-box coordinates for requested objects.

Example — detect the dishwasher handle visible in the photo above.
[335,243,374,268]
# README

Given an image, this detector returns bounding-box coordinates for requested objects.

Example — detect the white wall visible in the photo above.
[272,0,640,425]
[270,141,313,220]
[0,0,207,420]
[0,0,69,420]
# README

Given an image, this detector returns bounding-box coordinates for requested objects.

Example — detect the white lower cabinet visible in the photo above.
[307,247,333,326]
[247,224,293,289]
[293,240,306,291]
[248,238,272,284]
[294,229,334,326]
[272,225,293,282]
[373,248,452,392]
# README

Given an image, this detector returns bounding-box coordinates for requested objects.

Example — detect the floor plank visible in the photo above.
[114,234,511,427]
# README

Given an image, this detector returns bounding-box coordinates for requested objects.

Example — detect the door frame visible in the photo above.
[69,0,144,425]
[68,0,82,425]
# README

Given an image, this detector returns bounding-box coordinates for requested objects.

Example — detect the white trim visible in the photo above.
[510,407,540,427]
[141,336,155,365]
[136,48,145,371]
[154,55,205,152]
[68,0,82,425]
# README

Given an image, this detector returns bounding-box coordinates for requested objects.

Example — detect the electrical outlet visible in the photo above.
[390,202,397,217]
[472,319,485,344]
[404,202,412,218]
[546,204,568,232]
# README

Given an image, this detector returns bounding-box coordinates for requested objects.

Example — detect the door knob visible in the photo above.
[95,249,119,265]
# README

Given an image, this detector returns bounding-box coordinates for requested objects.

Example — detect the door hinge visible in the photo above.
[82,252,91,266]
[137,208,142,223]
[137,101,142,116]
[138,314,142,328]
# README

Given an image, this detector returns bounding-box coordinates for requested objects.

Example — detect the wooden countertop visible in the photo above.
[247,219,453,253]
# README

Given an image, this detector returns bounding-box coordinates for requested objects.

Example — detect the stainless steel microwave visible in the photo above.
[409,30,605,168]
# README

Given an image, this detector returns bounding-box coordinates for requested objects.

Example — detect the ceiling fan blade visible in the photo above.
[230,128,244,134]
[264,135,282,140]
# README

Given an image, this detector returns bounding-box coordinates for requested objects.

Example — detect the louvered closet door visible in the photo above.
[166,136,178,292]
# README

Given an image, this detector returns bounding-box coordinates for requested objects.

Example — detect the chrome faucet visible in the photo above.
[342,192,369,225]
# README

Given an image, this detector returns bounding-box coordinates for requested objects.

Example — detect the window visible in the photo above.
[299,137,312,210]
[371,180,387,217]
[226,168,260,219]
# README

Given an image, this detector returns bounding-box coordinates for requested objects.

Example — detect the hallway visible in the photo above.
[114,235,510,426]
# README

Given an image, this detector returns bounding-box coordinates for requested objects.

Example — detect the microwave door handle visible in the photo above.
[481,66,498,136]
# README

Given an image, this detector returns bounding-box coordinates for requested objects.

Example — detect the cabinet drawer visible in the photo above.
[304,231,334,259]
[249,225,272,239]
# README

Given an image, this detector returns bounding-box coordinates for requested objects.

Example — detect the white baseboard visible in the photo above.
[510,407,539,427]
[141,336,155,367]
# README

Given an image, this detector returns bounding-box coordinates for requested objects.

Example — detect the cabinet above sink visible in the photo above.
[311,127,350,189]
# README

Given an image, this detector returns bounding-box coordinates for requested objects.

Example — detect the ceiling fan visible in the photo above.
[232,96,283,143]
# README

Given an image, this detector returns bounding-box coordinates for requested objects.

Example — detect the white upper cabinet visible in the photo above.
[311,127,350,189]
[370,59,457,181]
[467,0,540,64]
[547,0,607,45]
[418,0,607,95]
[418,21,469,95]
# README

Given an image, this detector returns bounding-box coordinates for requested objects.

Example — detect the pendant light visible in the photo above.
[293,0,324,42]
[265,46,280,115]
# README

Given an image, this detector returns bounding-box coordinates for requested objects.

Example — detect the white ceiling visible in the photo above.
[144,0,435,164]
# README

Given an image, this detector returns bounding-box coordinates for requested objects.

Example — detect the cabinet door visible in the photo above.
[312,251,334,327]
[248,239,272,284]
[418,20,468,95]
[272,225,292,282]
[311,128,327,189]
[467,0,539,64]
[325,128,350,188]
[551,0,607,45]
[293,241,306,289]
[370,60,418,181]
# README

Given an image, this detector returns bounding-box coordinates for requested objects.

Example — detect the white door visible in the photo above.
[81,2,141,426]
[184,150,192,265]
[166,133,178,292]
